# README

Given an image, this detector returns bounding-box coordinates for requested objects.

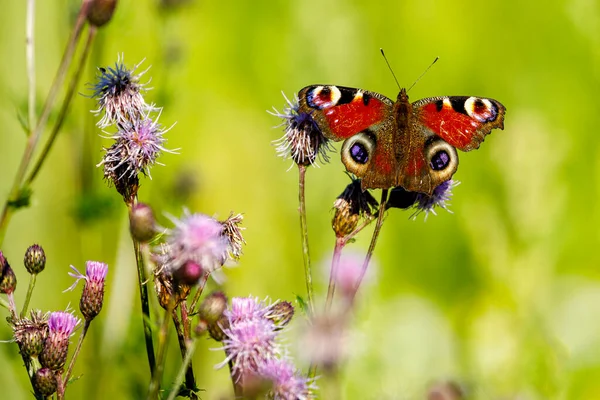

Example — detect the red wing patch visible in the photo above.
[323,96,388,139]
[418,102,481,150]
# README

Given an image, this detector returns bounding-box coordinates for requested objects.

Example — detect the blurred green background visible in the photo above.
[0,0,598,399]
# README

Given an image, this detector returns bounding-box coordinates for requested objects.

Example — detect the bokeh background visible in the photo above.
[0,0,598,399]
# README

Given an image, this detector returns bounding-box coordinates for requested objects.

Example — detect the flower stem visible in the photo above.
[325,238,344,312]
[171,306,197,397]
[132,235,157,376]
[61,320,91,397]
[147,298,176,400]
[189,274,208,313]
[351,189,389,301]
[26,0,36,131]
[20,273,37,318]
[0,1,90,245]
[166,339,198,400]
[26,26,98,186]
[298,164,315,315]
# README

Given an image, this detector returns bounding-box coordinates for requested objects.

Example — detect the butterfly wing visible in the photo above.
[413,96,506,151]
[298,85,398,188]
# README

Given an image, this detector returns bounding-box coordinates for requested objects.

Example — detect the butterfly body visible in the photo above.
[298,85,505,195]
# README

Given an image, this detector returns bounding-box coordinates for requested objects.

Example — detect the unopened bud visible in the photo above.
[332,198,359,238]
[0,257,17,295]
[87,0,118,27]
[265,301,294,328]
[24,244,46,275]
[332,179,378,238]
[129,203,156,242]
[427,381,464,400]
[194,319,208,336]
[13,311,49,358]
[208,314,229,342]
[198,291,227,324]
[172,261,204,285]
[33,368,58,397]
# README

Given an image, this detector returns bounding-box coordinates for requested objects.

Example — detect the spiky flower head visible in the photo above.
[99,116,175,201]
[67,261,108,321]
[33,368,58,397]
[90,56,153,128]
[220,213,246,261]
[217,318,279,380]
[332,177,378,237]
[13,310,49,358]
[24,244,46,275]
[270,92,333,167]
[160,211,229,282]
[256,357,316,400]
[40,311,80,370]
[387,180,459,221]
[225,296,274,324]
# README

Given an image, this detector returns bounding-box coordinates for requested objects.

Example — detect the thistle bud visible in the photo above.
[129,203,156,242]
[198,291,227,324]
[172,261,204,285]
[87,0,118,27]
[79,261,108,321]
[39,312,79,370]
[13,310,49,358]
[0,253,17,295]
[265,301,294,328]
[33,368,58,397]
[332,178,378,238]
[207,314,229,342]
[24,244,46,275]
[427,381,464,400]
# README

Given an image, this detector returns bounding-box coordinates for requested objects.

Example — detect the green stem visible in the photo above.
[188,274,208,313]
[61,319,91,398]
[20,273,37,318]
[132,235,157,376]
[147,298,176,400]
[26,0,36,131]
[171,308,197,398]
[298,164,314,315]
[26,26,98,185]
[165,339,198,400]
[325,238,344,312]
[0,1,90,245]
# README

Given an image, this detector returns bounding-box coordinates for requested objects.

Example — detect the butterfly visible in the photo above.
[297,85,506,195]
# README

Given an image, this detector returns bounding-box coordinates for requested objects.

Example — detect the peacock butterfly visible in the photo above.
[297,85,506,195]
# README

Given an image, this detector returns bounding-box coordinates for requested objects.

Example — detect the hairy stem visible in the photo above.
[172,306,196,396]
[20,273,37,318]
[298,165,314,315]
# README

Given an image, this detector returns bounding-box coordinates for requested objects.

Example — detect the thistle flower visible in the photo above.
[387,180,459,220]
[301,314,346,372]
[90,56,154,128]
[217,318,279,379]
[328,251,377,300]
[270,92,333,166]
[256,357,315,400]
[13,310,49,358]
[40,311,80,370]
[225,296,274,324]
[67,261,108,321]
[24,244,46,275]
[33,368,58,397]
[160,211,229,280]
[332,177,378,237]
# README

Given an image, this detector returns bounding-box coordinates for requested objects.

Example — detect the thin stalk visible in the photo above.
[172,307,196,396]
[298,164,314,315]
[132,236,157,375]
[189,274,208,313]
[0,296,10,310]
[7,293,17,321]
[166,339,198,400]
[26,0,36,130]
[0,1,90,245]
[20,273,37,318]
[61,319,91,397]
[351,189,389,302]
[26,27,98,185]
[147,298,176,400]
[227,356,242,397]
[325,238,344,312]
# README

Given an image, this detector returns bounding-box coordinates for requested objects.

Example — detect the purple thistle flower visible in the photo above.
[257,357,316,400]
[225,296,274,324]
[67,261,109,321]
[270,92,334,167]
[98,115,175,182]
[90,56,155,128]
[411,179,459,220]
[40,311,80,370]
[216,318,279,379]
[160,211,229,280]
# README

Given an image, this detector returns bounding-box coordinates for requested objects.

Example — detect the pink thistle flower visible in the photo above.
[40,311,80,370]
[225,296,274,324]
[67,261,108,321]
[257,357,316,400]
[216,318,278,379]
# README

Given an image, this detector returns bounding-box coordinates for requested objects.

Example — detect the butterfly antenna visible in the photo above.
[380,48,401,91]
[407,57,439,93]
